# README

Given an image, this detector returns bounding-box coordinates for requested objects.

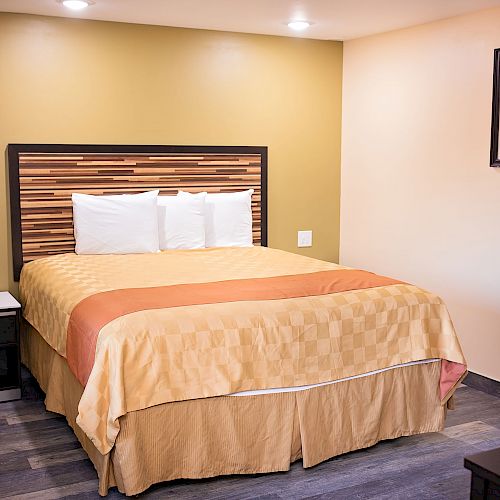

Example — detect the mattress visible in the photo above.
[19,246,467,454]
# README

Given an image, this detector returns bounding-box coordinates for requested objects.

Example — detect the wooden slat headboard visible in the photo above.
[8,144,268,281]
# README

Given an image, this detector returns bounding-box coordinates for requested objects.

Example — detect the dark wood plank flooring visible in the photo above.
[1,380,499,499]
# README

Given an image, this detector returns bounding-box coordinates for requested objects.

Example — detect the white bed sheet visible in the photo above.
[230,359,439,396]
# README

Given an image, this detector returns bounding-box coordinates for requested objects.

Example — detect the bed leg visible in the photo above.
[447,395,456,410]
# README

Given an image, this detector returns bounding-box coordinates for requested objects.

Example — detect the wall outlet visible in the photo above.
[297,230,313,248]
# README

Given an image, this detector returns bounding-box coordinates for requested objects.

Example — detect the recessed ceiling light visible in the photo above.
[60,0,92,10]
[287,20,311,31]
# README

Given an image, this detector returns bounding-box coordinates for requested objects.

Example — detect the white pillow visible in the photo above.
[178,189,254,247]
[157,194,206,250]
[72,190,160,255]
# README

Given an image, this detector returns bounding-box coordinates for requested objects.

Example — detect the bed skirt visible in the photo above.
[21,323,447,497]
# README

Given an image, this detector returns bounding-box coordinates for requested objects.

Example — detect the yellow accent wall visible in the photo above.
[0,13,343,293]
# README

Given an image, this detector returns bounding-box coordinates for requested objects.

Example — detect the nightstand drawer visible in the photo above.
[0,345,19,390]
[0,312,17,344]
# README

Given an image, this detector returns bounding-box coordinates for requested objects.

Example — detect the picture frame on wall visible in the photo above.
[490,48,500,167]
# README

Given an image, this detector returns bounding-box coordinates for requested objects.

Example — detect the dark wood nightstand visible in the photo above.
[464,447,500,499]
[0,292,22,402]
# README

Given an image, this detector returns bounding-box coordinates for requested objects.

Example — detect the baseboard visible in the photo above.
[463,371,500,398]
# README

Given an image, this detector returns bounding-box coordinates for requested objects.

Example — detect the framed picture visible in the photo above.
[490,48,500,167]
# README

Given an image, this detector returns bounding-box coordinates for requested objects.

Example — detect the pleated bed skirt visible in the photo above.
[21,323,446,496]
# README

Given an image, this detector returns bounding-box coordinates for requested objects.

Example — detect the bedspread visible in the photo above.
[19,247,466,454]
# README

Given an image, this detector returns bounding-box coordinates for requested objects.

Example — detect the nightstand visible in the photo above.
[0,292,22,402]
[465,447,500,499]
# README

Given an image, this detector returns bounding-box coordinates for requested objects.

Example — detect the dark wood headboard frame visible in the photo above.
[7,144,268,281]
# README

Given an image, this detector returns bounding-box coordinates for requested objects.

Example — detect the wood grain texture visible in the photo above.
[1,369,499,499]
[8,144,268,280]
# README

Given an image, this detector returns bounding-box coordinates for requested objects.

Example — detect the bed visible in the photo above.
[7,144,467,496]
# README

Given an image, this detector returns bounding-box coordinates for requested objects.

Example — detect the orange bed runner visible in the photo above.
[66,269,403,386]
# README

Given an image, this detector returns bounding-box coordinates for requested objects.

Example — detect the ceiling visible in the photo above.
[2,0,500,40]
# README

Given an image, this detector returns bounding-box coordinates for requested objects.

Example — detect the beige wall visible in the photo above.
[341,8,500,381]
[0,13,343,293]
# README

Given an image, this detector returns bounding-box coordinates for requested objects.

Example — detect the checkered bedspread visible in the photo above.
[20,247,466,454]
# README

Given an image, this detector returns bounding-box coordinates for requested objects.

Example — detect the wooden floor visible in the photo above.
[1,380,500,499]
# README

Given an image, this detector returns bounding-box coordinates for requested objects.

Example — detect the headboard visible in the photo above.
[7,144,268,281]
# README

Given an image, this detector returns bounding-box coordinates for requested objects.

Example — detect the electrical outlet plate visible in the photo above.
[297,230,313,247]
